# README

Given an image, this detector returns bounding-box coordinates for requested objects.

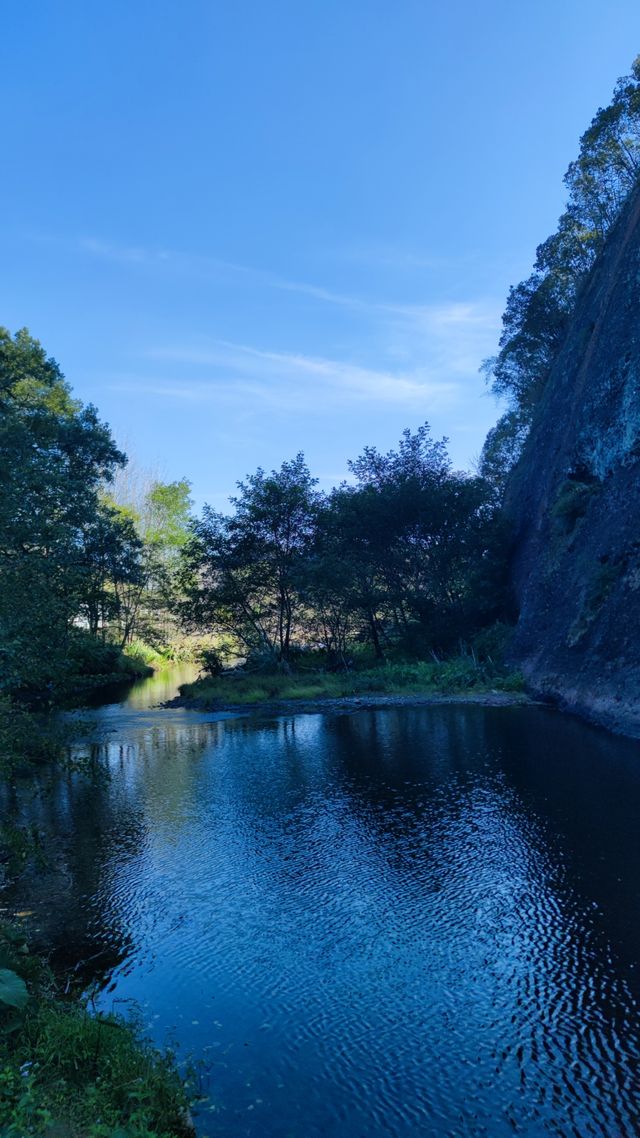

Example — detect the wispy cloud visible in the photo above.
[373,299,502,387]
[52,233,502,335]
[67,234,380,314]
[146,296,500,368]
[41,231,502,426]
[329,242,479,273]
[110,339,458,412]
[78,237,172,266]
[104,295,500,418]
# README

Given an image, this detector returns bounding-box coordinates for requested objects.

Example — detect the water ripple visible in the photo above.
[4,704,640,1137]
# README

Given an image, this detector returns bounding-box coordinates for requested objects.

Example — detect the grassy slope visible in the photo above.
[0,923,193,1138]
[180,658,525,708]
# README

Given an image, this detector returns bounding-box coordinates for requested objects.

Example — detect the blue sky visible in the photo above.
[3,1,640,509]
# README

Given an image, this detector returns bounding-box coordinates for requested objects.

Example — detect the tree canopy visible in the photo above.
[0,329,193,701]
[182,454,319,666]
[181,428,505,668]
[481,56,640,492]
[0,328,128,699]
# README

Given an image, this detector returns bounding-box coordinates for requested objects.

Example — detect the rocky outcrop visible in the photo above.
[507,184,640,737]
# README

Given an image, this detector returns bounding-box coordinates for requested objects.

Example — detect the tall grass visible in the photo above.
[180,657,524,707]
[0,921,193,1138]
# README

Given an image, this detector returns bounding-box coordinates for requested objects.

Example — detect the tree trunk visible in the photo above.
[368,610,384,661]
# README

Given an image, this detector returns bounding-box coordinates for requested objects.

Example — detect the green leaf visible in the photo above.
[0,968,28,1009]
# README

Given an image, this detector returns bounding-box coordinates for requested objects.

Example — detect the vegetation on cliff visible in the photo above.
[481,56,640,491]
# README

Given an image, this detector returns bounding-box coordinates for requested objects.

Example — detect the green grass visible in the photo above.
[125,636,215,670]
[0,923,193,1138]
[125,640,176,670]
[180,656,525,707]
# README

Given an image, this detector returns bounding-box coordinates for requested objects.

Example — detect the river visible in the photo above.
[3,669,640,1137]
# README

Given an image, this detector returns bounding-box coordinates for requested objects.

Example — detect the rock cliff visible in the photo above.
[507,184,640,736]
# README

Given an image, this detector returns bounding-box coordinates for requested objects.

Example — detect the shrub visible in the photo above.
[199,647,224,677]
[552,478,598,533]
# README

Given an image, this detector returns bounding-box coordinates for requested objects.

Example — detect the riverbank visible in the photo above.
[171,687,534,718]
[0,921,194,1138]
[172,659,529,716]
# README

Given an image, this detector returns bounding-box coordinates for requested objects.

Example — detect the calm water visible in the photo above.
[4,673,640,1138]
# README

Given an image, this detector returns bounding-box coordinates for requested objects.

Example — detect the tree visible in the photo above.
[146,480,192,564]
[479,410,530,498]
[0,328,126,699]
[76,505,144,640]
[181,431,505,667]
[182,455,318,666]
[341,426,502,654]
[483,56,640,487]
[104,476,193,650]
[298,427,505,662]
[310,486,390,661]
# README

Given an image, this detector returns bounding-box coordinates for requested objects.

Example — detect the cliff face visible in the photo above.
[507,184,640,737]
